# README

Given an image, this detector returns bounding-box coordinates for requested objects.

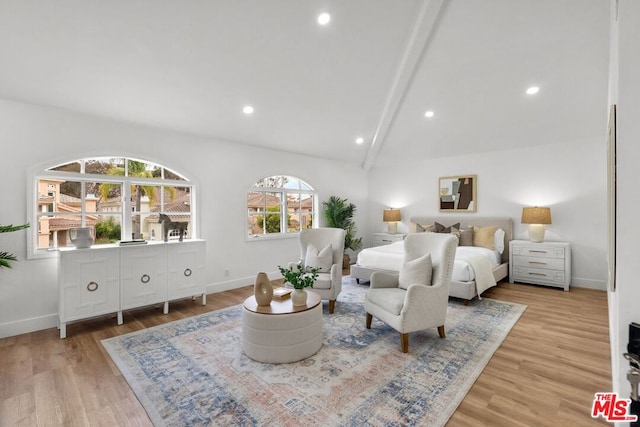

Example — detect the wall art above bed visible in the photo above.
[439,175,477,212]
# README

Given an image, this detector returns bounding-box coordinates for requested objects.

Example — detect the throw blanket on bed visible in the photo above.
[455,250,496,298]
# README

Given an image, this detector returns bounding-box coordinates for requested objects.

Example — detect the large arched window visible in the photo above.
[247,175,316,239]
[30,157,194,256]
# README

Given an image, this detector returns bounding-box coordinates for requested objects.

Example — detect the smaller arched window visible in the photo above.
[247,175,316,239]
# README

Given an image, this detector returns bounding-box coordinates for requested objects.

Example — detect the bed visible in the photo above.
[350,216,513,303]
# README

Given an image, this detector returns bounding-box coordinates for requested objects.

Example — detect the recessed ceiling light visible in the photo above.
[355,137,364,145]
[424,111,434,118]
[526,86,539,95]
[317,12,331,26]
[243,105,254,115]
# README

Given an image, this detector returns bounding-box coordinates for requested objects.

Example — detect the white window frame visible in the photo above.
[246,176,317,241]
[28,157,195,259]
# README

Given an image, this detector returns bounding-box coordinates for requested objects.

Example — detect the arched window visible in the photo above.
[247,175,316,239]
[30,157,194,256]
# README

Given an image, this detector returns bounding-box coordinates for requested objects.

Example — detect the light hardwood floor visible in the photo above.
[0,279,610,426]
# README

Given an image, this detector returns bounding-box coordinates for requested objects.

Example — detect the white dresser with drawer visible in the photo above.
[373,232,407,247]
[509,240,571,291]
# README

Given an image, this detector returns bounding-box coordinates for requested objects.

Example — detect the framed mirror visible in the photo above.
[439,175,477,212]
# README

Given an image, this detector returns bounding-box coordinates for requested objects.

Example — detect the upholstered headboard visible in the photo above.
[409,216,514,264]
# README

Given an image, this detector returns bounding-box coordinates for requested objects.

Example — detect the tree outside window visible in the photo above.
[32,157,193,254]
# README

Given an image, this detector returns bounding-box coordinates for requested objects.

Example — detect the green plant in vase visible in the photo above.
[278,263,320,306]
[322,196,363,268]
[278,263,319,289]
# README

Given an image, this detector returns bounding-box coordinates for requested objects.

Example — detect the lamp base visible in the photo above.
[528,224,546,243]
[387,222,398,234]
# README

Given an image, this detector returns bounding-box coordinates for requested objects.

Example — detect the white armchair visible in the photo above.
[365,232,457,352]
[288,227,346,313]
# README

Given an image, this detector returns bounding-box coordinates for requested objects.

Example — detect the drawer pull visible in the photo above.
[528,272,547,277]
[528,261,547,265]
[141,274,151,284]
[528,250,548,254]
[86,281,99,292]
[184,268,192,277]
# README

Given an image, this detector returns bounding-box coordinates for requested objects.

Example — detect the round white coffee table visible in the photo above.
[242,291,323,363]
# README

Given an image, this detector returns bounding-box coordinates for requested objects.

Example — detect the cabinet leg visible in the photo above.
[201,293,206,305]
[163,301,169,314]
[60,323,66,339]
[117,311,123,325]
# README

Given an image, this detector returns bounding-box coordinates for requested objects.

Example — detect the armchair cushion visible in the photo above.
[304,244,333,272]
[313,272,333,289]
[398,253,432,290]
[366,288,406,315]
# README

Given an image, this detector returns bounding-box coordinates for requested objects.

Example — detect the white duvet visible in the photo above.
[356,241,501,282]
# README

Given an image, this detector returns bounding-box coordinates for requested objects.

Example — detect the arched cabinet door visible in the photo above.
[167,240,206,303]
[59,246,120,338]
[120,244,168,311]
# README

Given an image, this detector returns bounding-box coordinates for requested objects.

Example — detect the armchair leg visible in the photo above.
[437,325,446,338]
[366,313,372,329]
[400,333,409,353]
[329,299,336,314]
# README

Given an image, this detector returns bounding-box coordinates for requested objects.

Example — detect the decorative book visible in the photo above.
[117,239,148,246]
[273,287,293,298]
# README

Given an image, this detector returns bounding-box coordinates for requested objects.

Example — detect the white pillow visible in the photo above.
[494,228,505,255]
[398,254,432,290]
[305,244,333,271]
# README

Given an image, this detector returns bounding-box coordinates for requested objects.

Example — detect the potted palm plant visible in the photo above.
[322,196,363,269]
[1,223,30,269]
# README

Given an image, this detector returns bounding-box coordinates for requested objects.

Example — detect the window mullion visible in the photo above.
[122,181,132,240]
[80,180,86,227]
[281,190,287,234]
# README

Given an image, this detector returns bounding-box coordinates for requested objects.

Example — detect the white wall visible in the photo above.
[610,0,640,409]
[366,138,608,289]
[0,98,368,338]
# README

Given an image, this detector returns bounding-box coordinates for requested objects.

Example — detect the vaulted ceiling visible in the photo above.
[0,0,610,169]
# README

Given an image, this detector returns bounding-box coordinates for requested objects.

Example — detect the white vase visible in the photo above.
[69,227,95,249]
[291,288,308,306]
[254,272,273,306]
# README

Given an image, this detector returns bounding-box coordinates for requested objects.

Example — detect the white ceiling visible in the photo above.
[0,0,610,169]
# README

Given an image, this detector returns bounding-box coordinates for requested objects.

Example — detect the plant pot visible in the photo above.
[342,254,350,270]
[291,289,308,306]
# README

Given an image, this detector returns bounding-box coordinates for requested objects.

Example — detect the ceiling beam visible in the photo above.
[361,0,445,171]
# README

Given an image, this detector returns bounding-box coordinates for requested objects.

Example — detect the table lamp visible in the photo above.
[383,208,401,234]
[521,206,552,243]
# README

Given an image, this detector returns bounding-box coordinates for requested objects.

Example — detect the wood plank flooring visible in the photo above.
[0,279,611,426]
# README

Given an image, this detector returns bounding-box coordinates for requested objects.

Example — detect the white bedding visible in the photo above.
[356,241,501,282]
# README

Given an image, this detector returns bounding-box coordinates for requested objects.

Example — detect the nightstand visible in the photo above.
[373,232,407,247]
[509,240,571,291]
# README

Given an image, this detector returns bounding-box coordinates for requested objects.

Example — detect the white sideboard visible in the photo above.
[59,239,206,338]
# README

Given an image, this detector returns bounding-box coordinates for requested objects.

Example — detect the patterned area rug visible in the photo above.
[102,278,526,426]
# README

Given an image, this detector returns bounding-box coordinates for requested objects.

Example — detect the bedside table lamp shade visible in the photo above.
[383,209,401,234]
[521,207,551,243]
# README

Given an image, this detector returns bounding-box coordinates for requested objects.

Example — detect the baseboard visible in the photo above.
[0,313,58,340]
[571,277,607,291]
